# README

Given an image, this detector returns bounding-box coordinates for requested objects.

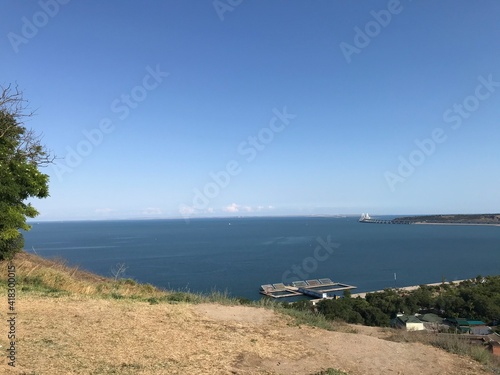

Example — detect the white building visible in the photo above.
[392,314,425,331]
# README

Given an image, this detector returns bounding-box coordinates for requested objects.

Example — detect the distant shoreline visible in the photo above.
[393,213,500,226]
[414,222,500,227]
[351,279,468,298]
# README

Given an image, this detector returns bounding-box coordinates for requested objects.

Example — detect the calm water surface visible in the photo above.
[23,217,500,299]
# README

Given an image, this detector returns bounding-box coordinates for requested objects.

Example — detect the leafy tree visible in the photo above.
[317,299,363,324]
[355,302,389,326]
[0,86,52,260]
[365,289,403,317]
[317,298,388,326]
[409,285,434,309]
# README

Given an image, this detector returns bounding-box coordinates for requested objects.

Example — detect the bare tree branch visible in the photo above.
[111,263,128,281]
[0,85,55,166]
[0,84,33,120]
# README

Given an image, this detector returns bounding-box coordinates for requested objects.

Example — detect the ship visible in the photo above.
[359,213,371,222]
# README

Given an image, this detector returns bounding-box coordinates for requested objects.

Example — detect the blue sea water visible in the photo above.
[22,217,500,300]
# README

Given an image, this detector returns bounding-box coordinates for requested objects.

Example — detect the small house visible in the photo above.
[417,313,444,331]
[392,314,425,331]
[447,318,487,334]
[470,325,491,335]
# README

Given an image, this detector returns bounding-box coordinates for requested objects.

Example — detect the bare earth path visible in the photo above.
[0,296,490,374]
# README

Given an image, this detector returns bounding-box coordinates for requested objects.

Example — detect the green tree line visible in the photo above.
[284,275,500,327]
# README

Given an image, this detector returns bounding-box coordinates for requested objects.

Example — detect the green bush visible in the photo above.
[311,368,349,375]
[166,292,194,302]
[237,297,253,305]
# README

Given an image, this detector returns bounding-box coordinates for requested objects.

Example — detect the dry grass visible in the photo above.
[1,294,340,374]
[0,252,170,299]
[386,329,500,373]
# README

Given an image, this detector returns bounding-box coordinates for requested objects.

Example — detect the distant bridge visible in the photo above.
[359,214,413,225]
[359,219,413,225]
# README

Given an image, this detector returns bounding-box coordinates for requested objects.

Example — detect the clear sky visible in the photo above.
[2,0,500,220]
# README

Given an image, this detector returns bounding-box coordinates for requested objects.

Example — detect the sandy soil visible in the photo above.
[0,295,490,375]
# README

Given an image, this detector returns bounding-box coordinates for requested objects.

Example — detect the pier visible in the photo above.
[260,278,356,301]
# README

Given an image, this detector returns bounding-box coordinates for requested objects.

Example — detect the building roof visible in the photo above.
[398,315,423,324]
[467,320,486,326]
[448,318,470,326]
[418,313,443,323]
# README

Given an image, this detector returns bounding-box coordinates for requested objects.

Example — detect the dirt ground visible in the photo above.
[0,295,490,375]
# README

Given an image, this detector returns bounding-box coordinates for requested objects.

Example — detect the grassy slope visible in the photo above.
[0,252,494,375]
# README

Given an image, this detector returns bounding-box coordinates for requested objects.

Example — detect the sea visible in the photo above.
[22,216,500,300]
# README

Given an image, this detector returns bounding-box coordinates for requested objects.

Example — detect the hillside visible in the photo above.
[0,252,493,375]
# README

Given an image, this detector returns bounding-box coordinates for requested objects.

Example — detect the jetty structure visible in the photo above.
[260,278,356,303]
[359,213,413,225]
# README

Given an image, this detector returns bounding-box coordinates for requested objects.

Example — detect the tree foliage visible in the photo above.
[0,85,52,260]
[317,297,389,326]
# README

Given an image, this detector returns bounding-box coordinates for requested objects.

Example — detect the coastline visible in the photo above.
[351,279,468,299]
[414,222,500,227]
[390,213,500,227]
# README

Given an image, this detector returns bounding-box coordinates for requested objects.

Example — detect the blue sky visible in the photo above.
[2,0,500,220]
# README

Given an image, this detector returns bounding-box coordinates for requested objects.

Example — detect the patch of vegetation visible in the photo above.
[311,368,349,375]
[386,330,498,371]
[165,292,198,303]
[363,276,500,324]
[0,252,201,303]
[119,278,138,286]
[316,297,389,327]
[110,292,124,300]
[236,297,253,305]
[0,274,69,297]
[278,301,342,331]
[147,297,160,305]
[93,362,144,375]
[205,289,234,304]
